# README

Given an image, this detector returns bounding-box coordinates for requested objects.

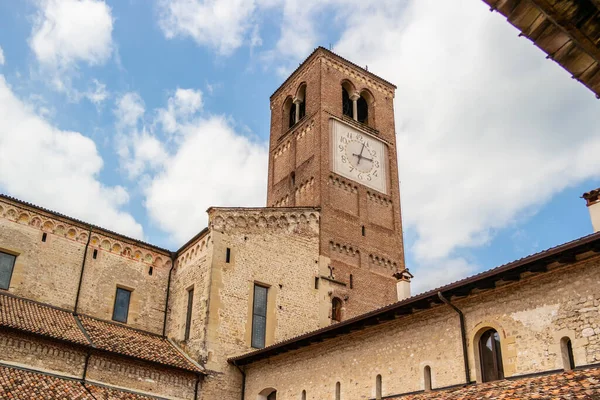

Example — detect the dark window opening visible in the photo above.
[289,103,296,128]
[92,249,98,259]
[112,287,131,323]
[0,251,16,290]
[185,288,194,340]
[291,171,296,187]
[41,232,47,242]
[225,247,231,263]
[376,374,382,400]
[479,329,504,382]
[251,284,268,348]
[361,225,365,236]
[301,390,306,400]
[561,337,575,370]
[342,88,353,118]
[148,266,153,276]
[357,96,368,124]
[299,98,306,120]
[424,366,432,391]
[335,382,341,400]
[332,297,342,322]
[267,391,277,400]
[314,277,319,289]
[349,274,353,289]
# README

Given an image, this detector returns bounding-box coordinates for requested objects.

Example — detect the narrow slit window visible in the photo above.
[314,277,319,289]
[93,249,98,259]
[0,251,16,290]
[251,284,268,348]
[561,337,575,370]
[376,374,382,400]
[226,247,231,263]
[361,225,365,236]
[335,382,341,400]
[349,274,353,289]
[41,232,47,242]
[148,266,153,276]
[185,288,194,340]
[112,287,132,323]
[424,366,432,391]
[332,297,342,322]
[301,390,306,400]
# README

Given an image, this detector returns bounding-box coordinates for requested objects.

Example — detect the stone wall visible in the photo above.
[242,254,600,400]
[196,207,321,400]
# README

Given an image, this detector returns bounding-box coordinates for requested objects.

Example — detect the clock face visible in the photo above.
[331,119,388,194]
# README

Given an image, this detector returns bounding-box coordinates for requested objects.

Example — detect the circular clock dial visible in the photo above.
[345,141,375,173]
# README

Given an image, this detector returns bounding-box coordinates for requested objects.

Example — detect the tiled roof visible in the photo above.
[0,365,91,399]
[393,368,600,399]
[0,292,202,373]
[0,365,158,399]
[79,315,202,373]
[0,293,89,345]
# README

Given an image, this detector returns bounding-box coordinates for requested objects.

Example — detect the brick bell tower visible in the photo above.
[267,47,408,321]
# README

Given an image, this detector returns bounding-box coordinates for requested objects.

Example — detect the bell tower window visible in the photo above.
[357,96,368,124]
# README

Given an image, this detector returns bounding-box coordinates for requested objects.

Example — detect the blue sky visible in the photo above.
[0,0,598,293]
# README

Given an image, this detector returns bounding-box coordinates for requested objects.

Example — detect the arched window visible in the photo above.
[335,382,341,400]
[301,390,306,400]
[479,329,504,382]
[284,97,295,129]
[424,366,432,391]
[258,388,277,400]
[561,337,575,371]
[375,374,382,399]
[357,96,368,124]
[332,297,343,322]
[296,84,306,122]
[342,87,353,118]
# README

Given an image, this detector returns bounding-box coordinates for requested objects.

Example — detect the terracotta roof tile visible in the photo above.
[394,368,600,399]
[0,292,89,346]
[0,365,158,399]
[0,365,92,399]
[79,315,202,373]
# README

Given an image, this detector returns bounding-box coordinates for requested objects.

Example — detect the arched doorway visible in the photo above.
[479,329,504,382]
[257,388,277,400]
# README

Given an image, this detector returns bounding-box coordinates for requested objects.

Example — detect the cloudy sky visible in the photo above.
[0,0,599,293]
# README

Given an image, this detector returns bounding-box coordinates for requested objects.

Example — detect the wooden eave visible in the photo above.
[483,0,600,98]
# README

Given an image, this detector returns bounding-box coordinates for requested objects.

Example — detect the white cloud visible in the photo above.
[0,75,143,238]
[330,0,600,292]
[145,115,268,244]
[29,0,114,68]
[114,88,267,244]
[156,88,203,135]
[0,46,5,66]
[157,0,257,56]
[84,79,108,105]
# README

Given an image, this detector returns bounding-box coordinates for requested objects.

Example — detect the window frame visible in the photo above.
[0,251,16,290]
[112,287,132,323]
[251,284,269,349]
[185,287,194,340]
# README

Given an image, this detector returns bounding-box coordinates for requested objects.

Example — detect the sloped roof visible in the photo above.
[0,292,203,373]
[79,315,201,372]
[0,365,159,399]
[393,367,600,399]
[0,293,88,345]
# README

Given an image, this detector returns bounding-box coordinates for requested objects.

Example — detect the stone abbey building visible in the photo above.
[1,47,600,399]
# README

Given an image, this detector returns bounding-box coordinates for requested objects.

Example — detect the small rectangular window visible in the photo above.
[226,247,231,263]
[112,287,131,323]
[251,284,268,348]
[185,288,194,340]
[314,277,319,289]
[0,251,16,290]
[93,249,98,259]
[41,232,47,242]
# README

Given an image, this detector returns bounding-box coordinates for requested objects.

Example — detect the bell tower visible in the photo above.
[267,47,407,320]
